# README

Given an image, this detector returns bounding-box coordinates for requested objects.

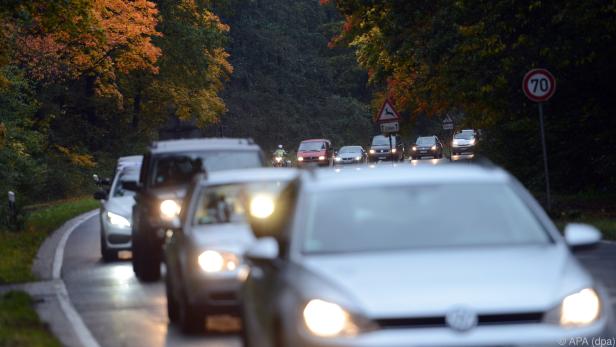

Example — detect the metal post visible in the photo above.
[389,133,394,166]
[7,191,16,229]
[538,103,551,211]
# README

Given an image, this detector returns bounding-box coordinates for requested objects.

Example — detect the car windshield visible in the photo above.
[372,136,395,146]
[302,183,549,254]
[454,132,474,140]
[150,151,263,188]
[340,147,362,154]
[416,137,435,145]
[193,181,287,226]
[298,141,326,151]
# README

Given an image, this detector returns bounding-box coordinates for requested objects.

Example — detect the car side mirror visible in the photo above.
[121,181,140,192]
[564,223,601,251]
[246,237,279,262]
[93,190,108,200]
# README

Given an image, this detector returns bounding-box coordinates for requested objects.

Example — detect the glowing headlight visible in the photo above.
[249,194,275,219]
[198,250,240,273]
[160,200,181,220]
[298,157,304,161]
[369,149,375,154]
[106,211,130,228]
[560,288,601,326]
[275,157,282,162]
[431,145,437,151]
[391,148,397,153]
[412,146,417,151]
[469,138,476,145]
[303,299,355,337]
[318,156,326,161]
[335,157,342,162]
[355,156,361,160]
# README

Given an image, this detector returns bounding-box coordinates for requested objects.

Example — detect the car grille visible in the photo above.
[107,234,131,244]
[373,149,389,153]
[302,156,318,161]
[375,312,543,329]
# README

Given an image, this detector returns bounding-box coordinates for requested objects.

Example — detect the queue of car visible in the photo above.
[93,135,612,346]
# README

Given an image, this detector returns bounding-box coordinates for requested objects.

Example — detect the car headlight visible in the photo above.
[160,199,181,220]
[369,149,375,154]
[335,157,342,162]
[198,250,240,273]
[391,148,397,153]
[249,194,275,219]
[560,288,601,326]
[469,138,476,145]
[303,299,358,337]
[431,145,437,151]
[318,155,326,161]
[355,156,361,161]
[106,211,131,228]
[412,146,417,151]
[298,156,304,161]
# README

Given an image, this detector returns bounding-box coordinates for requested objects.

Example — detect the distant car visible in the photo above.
[130,138,266,282]
[452,131,477,155]
[411,135,443,159]
[368,135,404,162]
[94,159,142,262]
[164,168,298,334]
[334,146,367,165]
[296,139,334,167]
[241,165,611,347]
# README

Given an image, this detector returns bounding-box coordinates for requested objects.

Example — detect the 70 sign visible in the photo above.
[523,68,556,102]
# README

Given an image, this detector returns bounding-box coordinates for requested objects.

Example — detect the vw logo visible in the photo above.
[445,306,477,332]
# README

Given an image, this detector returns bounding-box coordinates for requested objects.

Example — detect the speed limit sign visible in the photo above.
[523,68,556,102]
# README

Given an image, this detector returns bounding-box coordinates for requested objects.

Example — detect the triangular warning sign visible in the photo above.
[376,100,401,123]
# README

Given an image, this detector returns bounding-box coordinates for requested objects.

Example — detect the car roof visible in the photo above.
[201,168,299,186]
[300,139,330,143]
[150,138,260,154]
[300,164,510,191]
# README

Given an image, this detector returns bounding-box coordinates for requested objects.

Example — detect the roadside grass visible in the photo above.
[0,197,99,284]
[0,291,61,347]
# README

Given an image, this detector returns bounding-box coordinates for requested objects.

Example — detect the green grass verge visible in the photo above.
[0,291,61,347]
[0,197,99,284]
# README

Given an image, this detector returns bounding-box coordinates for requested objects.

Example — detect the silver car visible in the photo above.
[96,162,141,262]
[241,165,613,347]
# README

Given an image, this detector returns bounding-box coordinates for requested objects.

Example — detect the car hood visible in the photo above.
[190,223,255,254]
[301,244,591,318]
[104,196,135,217]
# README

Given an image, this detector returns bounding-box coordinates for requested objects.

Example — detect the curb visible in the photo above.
[30,209,101,347]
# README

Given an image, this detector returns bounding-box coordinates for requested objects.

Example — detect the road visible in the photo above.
[62,160,616,347]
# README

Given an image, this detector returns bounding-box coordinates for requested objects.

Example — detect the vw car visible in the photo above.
[334,146,367,165]
[241,165,611,347]
[368,135,404,162]
[452,130,477,156]
[95,158,142,262]
[411,135,443,159]
[165,168,298,334]
[296,139,334,167]
[130,138,265,282]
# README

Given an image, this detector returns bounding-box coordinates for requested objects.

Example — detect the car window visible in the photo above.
[150,151,263,188]
[299,142,326,151]
[454,133,474,140]
[372,136,395,146]
[416,137,435,145]
[112,177,138,197]
[302,183,550,254]
[192,181,287,226]
[340,147,362,154]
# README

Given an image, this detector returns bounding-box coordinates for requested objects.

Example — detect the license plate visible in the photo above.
[420,151,427,154]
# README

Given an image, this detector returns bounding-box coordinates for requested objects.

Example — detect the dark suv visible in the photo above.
[369,135,404,162]
[131,138,265,282]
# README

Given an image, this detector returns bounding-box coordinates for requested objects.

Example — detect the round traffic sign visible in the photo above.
[523,68,556,102]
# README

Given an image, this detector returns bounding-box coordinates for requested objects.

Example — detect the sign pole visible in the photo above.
[389,133,393,166]
[538,103,551,211]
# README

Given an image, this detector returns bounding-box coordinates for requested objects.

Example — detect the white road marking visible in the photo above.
[51,210,101,347]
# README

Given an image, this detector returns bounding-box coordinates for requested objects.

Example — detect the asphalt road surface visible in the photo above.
[62,161,616,347]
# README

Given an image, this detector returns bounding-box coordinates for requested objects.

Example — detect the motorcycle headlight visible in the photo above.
[303,299,357,337]
[275,157,282,162]
[198,250,240,273]
[106,211,131,228]
[560,288,601,326]
[160,199,181,220]
[318,156,326,161]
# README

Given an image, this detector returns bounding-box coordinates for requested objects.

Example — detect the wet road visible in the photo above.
[62,159,616,347]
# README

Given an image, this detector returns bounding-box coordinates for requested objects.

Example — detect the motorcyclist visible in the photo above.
[272,145,288,167]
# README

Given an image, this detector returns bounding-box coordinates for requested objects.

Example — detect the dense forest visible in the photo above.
[1,0,615,218]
